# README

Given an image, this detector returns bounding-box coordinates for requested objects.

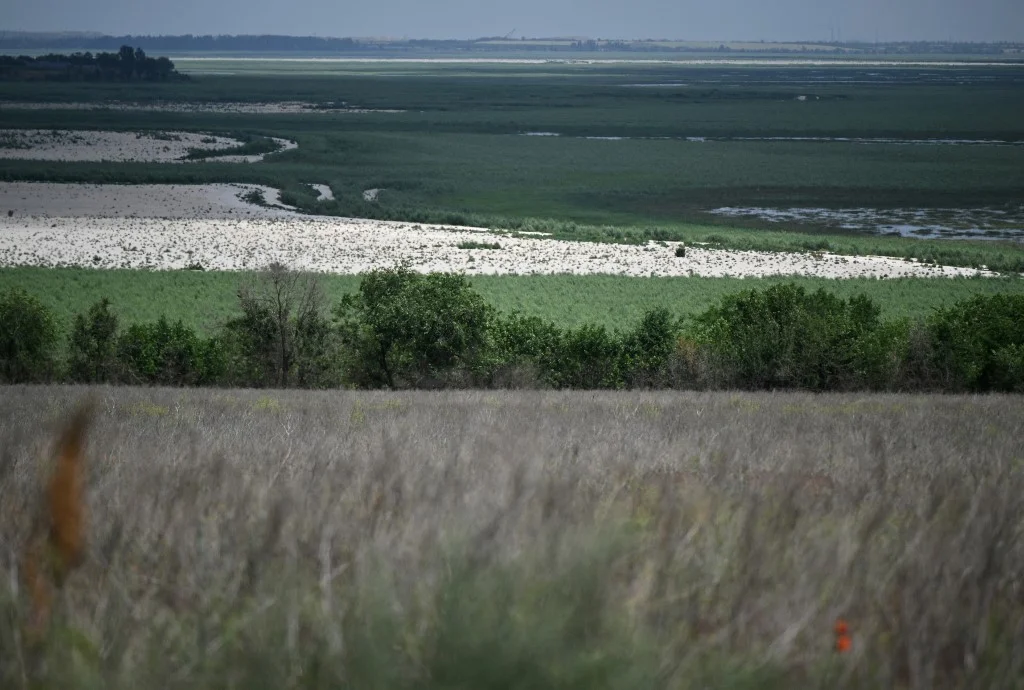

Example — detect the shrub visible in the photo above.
[117,317,223,386]
[223,264,337,388]
[68,298,120,383]
[456,240,502,250]
[488,312,564,387]
[0,288,59,383]
[619,308,679,388]
[241,188,266,206]
[687,284,885,391]
[551,324,623,389]
[990,344,1024,393]
[334,263,494,388]
[926,294,1024,391]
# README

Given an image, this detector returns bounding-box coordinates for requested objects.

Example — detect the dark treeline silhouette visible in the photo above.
[0,32,1020,56]
[0,45,181,81]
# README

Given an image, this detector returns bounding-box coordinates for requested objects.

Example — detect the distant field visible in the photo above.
[2,60,1024,271]
[3,266,1023,333]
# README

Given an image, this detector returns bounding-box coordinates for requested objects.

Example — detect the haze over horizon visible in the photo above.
[4,0,1023,44]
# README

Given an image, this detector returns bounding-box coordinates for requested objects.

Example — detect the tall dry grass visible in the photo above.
[1,386,1023,689]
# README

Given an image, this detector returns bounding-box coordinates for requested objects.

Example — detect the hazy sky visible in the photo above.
[6,0,1023,42]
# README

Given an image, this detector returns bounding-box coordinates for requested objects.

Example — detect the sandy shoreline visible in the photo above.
[0,182,996,278]
[0,130,297,164]
[0,129,241,163]
[0,101,404,114]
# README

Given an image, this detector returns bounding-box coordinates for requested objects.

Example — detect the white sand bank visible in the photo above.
[200,137,298,163]
[0,130,296,164]
[310,184,335,201]
[0,183,295,219]
[0,101,403,114]
[0,129,241,163]
[0,182,995,278]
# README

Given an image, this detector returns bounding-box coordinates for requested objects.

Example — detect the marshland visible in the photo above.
[2,37,1024,690]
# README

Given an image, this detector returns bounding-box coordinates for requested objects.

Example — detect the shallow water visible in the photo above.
[710,206,1024,241]
[518,132,1022,147]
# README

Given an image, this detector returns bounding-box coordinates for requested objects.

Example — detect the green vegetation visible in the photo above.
[4,267,1024,333]
[4,270,1023,392]
[4,53,1024,690]
[0,46,181,81]
[182,132,279,160]
[456,240,502,250]
[0,287,58,382]
[335,266,493,388]
[2,62,1023,269]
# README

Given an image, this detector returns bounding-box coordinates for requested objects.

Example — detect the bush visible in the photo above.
[334,263,494,388]
[619,308,678,388]
[687,284,885,391]
[991,344,1024,393]
[925,294,1024,392]
[241,188,266,206]
[456,241,502,250]
[117,317,223,386]
[0,288,59,383]
[489,312,564,387]
[68,298,119,383]
[551,324,623,389]
[223,264,337,388]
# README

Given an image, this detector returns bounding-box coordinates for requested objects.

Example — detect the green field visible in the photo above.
[2,58,1024,321]
[4,266,1023,333]
[4,60,1024,271]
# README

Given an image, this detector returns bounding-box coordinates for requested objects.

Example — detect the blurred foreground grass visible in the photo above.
[2,386,1023,688]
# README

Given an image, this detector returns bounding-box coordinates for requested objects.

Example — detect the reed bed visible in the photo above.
[1,386,1023,689]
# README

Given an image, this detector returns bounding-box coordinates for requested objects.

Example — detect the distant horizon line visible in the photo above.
[1,30,1022,45]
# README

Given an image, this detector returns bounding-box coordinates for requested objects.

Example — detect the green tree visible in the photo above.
[619,308,678,388]
[117,317,223,386]
[488,312,564,388]
[118,45,136,78]
[334,264,494,388]
[0,288,58,383]
[551,323,623,389]
[688,284,884,390]
[223,263,334,388]
[68,298,119,383]
[926,294,1024,391]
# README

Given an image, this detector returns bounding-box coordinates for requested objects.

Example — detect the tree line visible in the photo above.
[1,33,1017,56]
[0,46,181,81]
[1,264,1022,392]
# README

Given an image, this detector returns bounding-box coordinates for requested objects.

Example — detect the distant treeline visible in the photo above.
[0,45,182,81]
[0,33,1020,56]
[2,265,1022,393]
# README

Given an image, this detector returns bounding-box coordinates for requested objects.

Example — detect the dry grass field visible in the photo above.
[2,386,1024,689]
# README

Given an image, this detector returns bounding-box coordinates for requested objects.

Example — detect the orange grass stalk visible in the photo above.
[46,403,92,582]
[21,537,52,640]
[21,401,93,638]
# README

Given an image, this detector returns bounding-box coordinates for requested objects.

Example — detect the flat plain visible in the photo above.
[2,57,1024,325]
[3,53,1024,689]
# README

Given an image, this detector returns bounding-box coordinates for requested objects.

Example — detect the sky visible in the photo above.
[5,0,1023,43]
